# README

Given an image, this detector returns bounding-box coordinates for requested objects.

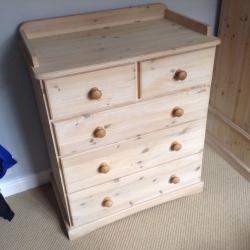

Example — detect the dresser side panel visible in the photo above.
[32,79,73,226]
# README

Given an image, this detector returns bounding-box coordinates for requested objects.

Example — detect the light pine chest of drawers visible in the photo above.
[19,4,220,239]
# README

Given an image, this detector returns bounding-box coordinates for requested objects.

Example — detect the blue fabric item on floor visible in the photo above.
[0,145,17,179]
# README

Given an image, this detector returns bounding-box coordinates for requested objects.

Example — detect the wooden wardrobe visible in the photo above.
[207,0,250,179]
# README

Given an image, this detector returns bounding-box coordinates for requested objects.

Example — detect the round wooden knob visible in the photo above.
[169,175,180,184]
[93,127,106,138]
[170,142,182,151]
[172,107,184,117]
[102,197,113,207]
[98,163,110,174]
[88,87,102,100]
[174,70,187,81]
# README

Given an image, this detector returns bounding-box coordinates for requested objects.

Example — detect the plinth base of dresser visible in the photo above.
[56,181,204,240]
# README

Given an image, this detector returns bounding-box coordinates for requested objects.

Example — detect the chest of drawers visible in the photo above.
[19,3,220,239]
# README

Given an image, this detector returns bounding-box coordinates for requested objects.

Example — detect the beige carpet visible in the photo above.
[0,145,249,250]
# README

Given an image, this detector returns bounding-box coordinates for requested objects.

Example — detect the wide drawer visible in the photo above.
[68,153,202,226]
[140,48,215,99]
[62,119,206,193]
[53,86,210,156]
[44,64,136,119]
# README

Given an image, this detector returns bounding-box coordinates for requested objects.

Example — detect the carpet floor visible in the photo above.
[0,145,249,250]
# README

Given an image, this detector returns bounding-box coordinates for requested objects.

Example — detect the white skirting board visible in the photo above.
[0,170,51,197]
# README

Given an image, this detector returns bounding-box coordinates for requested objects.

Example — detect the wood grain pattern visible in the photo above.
[208,0,250,177]
[53,86,210,156]
[19,29,39,67]
[45,64,136,119]
[140,48,215,99]
[207,112,250,172]
[206,132,250,181]
[61,119,206,193]
[68,153,202,226]
[19,3,219,239]
[32,79,73,226]
[20,3,166,39]
[210,0,250,126]
[19,4,219,79]
[68,181,204,240]
[165,9,212,35]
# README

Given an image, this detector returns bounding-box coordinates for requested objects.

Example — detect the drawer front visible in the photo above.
[62,119,206,193]
[140,48,215,99]
[45,64,136,119]
[68,153,202,226]
[53,86,210,156]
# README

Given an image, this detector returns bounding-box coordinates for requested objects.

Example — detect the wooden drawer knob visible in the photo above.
[98,163,110,174]
[102,197,113,207]
[172,107,184,117]
[88,87,102,100]
[169,175,180,184]
[174,70,187,81]
[93,127,106,138]
[170,142,182,151]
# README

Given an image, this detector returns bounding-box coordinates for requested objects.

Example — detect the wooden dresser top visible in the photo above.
[20,3,220,79]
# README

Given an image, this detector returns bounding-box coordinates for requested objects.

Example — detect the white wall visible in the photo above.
[0,0,219,196]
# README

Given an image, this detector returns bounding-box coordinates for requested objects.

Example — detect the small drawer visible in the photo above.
[44,64,136,119]
[61,119,206,193]
[68,153,202,227]
[140,48,215,99]
[53,86,210,156]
